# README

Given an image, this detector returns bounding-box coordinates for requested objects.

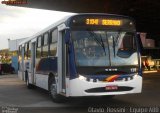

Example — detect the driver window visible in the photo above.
[117,33,136,58]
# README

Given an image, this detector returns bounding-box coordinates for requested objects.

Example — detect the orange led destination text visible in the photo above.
[86,19,121,26]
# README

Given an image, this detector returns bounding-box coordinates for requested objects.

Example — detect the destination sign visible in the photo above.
[86,18,122,26]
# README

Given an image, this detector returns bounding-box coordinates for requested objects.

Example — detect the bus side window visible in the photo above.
[24,43,28,60]
[36,36,42,58]
[117,33,135,58]
[42,33,49,57]
[28,42,31,59]
[49,29,58,56]
[18,46,22,70]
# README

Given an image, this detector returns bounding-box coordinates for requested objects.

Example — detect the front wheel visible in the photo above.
[102,95,115,99]
[49,78,65,103]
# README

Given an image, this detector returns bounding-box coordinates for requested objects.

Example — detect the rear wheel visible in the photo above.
[49,77,64,103]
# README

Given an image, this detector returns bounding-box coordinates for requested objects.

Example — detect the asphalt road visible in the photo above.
[0,72,160,113]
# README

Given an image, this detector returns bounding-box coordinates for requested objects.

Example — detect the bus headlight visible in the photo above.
[78,75,87,80]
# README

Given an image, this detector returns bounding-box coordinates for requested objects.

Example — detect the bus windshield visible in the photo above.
[72,30,138,66]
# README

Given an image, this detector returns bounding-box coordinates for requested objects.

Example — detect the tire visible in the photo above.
[103,95,115,99]
[49,77,65,103]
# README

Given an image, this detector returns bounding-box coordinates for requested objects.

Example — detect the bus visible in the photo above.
[18,13,142,102]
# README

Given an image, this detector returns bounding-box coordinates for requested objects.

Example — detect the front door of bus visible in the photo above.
[58,30,66,94]
[31,42,36,84]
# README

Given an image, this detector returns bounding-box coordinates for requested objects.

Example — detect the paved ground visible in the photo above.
[0,73,160,113]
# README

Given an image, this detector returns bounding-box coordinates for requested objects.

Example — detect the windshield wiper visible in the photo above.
[112,36,116,57]
[112,31,121,57]
[99,34,106,56]
[88,31,107,56]
[105,31,111,66]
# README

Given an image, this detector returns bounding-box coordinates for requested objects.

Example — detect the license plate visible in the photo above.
[105,85,118,90]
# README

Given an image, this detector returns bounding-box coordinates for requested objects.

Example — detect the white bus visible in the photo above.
[18,14,142,102]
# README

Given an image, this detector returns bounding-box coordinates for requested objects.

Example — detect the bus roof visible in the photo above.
[19,14,74,46]
[19,13,133,46]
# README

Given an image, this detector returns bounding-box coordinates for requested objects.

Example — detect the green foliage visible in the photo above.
[0,49,16,64]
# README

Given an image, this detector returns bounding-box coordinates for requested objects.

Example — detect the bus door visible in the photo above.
[31,41,36,84]
[57,25,67,95]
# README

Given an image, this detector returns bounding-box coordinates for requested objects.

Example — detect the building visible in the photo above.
[8,38,27,73]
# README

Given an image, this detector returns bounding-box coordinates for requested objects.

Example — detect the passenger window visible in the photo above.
[117,33,136,58]
[50,43,57,56]
[44,33,48,45]
[36,36,42,58]
[42,33,49,57]
[28,42,31,59]
[51,29,58,43]
[24,43,28,59]
[38,36,42,47]
[50,29,58,56]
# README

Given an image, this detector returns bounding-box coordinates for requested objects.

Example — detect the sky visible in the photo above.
[0,0,74,50]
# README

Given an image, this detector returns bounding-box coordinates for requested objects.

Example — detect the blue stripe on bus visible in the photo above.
[68,39,78,79]
[65,29,78,79]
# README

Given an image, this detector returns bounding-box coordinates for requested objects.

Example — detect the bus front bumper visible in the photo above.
[69,75,142,97]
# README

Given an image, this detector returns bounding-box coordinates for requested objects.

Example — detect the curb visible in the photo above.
[0,74,17,79]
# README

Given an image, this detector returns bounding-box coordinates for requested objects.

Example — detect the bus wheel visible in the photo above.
[49,78,64,103]
[103,95,115,99]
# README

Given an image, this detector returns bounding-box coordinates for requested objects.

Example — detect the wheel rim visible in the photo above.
[50,83,57,98]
